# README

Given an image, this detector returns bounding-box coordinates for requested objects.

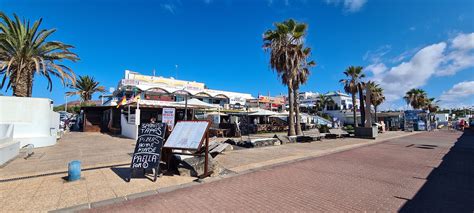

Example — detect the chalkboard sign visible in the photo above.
[163,121,209,150]
[128,123,166,182]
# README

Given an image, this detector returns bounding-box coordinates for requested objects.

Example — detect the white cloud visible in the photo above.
[436,33,474,76]
[439,81,474,103]
[365,63,387,76]
[363,45,391,63]
[161,4,176,14]
[325,0,367,13]
[451,32,474,50]
[365,32,474,108]
[344,0,367,12]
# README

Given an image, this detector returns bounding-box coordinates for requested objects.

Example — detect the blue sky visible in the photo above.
[1,0,473,109]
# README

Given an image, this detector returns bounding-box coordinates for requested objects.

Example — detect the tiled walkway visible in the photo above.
[0,131,418,211]
[88,130,473,212]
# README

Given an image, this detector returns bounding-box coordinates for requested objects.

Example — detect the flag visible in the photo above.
[116,96,126,108]
[133,95,140,102]
[128,95,135,104]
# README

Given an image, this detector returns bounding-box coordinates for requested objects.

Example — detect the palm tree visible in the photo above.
[0,12,79,97]
[403,88,427,109]
[340,66,365,127]
[424,97,439,113]
[66,75,105,103]
[368,82,385,122]
[293,46,316,135]
[317,94,334,112]
[263,19,309,136]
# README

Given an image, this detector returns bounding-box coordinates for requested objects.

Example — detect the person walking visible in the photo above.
[459,119,465,131]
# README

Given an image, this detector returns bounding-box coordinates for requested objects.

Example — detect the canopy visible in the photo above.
[249,108,278,116]
[177,98,218,109]
[206,111,227,116]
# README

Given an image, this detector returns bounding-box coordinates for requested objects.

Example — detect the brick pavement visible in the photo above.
[87,130,474,212]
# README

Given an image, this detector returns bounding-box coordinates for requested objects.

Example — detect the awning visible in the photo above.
[176,98,219,109]
[249,109,278,116]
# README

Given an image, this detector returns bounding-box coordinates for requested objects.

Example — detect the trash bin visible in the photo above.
[68,160,81,181]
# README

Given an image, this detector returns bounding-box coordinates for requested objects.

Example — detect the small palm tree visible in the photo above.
[66,75,105,103]
[340,66,365,127]
[317,94,335,112]
[403,88,427,109]
[424,97,439,113]
[368,82,385,122]
[263,19,309,136]
[0,12,79,97]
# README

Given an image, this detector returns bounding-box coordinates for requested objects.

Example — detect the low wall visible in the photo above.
[0,96,58,147]
[0,124,20,166]
[121,114,138,140]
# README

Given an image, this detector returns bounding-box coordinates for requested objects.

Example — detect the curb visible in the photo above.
[50,131,421,212]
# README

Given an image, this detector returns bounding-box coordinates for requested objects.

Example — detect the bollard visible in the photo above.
[68,160,81,181]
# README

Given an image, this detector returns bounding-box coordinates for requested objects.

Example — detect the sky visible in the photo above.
[1,0,473,109]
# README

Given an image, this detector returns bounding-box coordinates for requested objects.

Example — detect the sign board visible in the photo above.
[164,121,209,150]
[162,108,176,130]
[128,123,167,182]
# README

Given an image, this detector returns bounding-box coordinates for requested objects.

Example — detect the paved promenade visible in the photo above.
[88,130,474,212]
[0,131,419,211]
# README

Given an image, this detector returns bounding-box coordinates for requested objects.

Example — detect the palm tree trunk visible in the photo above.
[374,105,378,123]
[294,87,302,135]
[287,82,296,136]
[358,85,365,127]
[352,93,358,127]
[27,71,34,97]
[12,71,30,97]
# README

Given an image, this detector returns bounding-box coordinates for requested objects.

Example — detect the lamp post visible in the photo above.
[184,92,188,121]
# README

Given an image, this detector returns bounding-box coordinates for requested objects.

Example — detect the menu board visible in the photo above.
[163,121,209,150]
[162,108,176,130]
[130,123,166,169]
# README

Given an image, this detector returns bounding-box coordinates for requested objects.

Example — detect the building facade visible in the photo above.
[298,91,359,111]
[105,70,253,109]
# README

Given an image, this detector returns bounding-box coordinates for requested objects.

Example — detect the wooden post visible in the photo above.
[204,130,209,176]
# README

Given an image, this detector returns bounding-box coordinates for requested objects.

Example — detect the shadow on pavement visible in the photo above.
[400,130,474,212]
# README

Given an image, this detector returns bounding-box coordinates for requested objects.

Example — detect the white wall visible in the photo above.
[0,96,57,147]
[435,114,449,123]
[0,124,20,166]
[121,114,138,140]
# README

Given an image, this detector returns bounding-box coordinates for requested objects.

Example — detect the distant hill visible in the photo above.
[55,100,102,107]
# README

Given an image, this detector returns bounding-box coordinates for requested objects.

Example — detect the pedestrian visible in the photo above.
[459,119,465,131]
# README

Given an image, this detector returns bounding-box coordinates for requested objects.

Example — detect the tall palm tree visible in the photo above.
[0,12,79,97]
[66,75,105,103]
[403,88,427,109]
[340,66,365,127]
[368,82,385,122]
[263,19,309,136]
[293,46,315,135]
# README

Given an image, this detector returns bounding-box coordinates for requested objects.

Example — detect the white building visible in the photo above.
[298,91,359,111]
[298,91,361,125]
[105,70,253,109]
[0,96,60,165]
[435,113,449,123]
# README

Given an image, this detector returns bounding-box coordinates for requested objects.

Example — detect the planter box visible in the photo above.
[355,126,378,139]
